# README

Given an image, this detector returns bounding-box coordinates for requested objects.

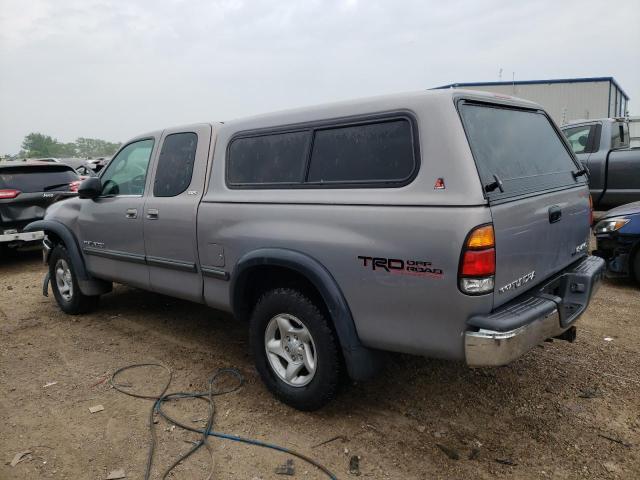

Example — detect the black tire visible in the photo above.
[249,288,342,411]
[49,245,99,314]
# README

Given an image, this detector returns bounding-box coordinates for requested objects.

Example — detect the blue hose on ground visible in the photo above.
[111,363,338,480]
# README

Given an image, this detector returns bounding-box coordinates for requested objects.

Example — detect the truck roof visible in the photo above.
[127,89,544,141]
[221,89,541,131]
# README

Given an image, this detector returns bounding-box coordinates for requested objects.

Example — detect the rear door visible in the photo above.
[0,164,77,231]
[143,125,212,302]
[459,102,590,308]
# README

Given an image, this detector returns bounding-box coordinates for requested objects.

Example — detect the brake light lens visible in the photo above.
[69,181,81,193]
[461,248,496,276]
[588,194,594,226]
[459,224,495,295]
[0,189,21,199]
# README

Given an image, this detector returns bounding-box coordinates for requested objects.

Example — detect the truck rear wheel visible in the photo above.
[49,245,100,314]
[249,288,342,411]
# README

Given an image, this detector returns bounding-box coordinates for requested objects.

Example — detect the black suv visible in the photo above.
[0,161,78,254]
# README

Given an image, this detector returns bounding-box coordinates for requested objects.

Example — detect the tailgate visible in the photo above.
[490,187,590,306]
[458,100,590,308]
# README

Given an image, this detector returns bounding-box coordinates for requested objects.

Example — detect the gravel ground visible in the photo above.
[1,251,639,479]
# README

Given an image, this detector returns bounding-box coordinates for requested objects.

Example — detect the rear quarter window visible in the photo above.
[154,132,198,197]
[459,103,580,198]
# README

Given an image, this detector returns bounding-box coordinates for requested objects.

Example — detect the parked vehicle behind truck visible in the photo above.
[1,161,78,255]
[562,118,640,209]
[593,201,640,284]
[26,90,604,410]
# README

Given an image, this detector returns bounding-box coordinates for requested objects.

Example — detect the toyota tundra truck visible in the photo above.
[26,90,604,410]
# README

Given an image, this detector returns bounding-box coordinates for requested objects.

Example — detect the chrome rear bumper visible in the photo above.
[465,308,564,367]
[465,255,604,367]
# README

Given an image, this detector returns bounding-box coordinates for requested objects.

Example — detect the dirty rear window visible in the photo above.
[459,103,580,198]
[228,131,310,185]
[0,166,78,193]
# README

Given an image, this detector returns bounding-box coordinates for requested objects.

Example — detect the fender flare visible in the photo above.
[24,220,111,296]
[231,248,383,381]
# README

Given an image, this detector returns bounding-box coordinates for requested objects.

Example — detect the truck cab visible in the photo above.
[562,118,640,209]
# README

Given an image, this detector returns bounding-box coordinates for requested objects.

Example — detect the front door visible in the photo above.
[78,136,159,289]
[143,125,212,302]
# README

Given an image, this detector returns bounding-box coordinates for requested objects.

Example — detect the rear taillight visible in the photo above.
[459,224,495,295]
[0,189,21,199]
[588,194,594,226]
[69,181,81,193]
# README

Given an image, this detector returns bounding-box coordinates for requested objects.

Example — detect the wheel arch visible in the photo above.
[24,220,111,296]
[231,248,383,381]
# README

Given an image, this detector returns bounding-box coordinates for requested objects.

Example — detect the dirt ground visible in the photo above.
[1,251,639,480]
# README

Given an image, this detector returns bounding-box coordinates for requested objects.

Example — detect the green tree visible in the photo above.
[54,142,78,157]
[21,133,61,157]
[20,133,120,158]
[75,137,120,157]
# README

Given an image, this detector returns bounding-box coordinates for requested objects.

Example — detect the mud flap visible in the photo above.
[42,272,50,297]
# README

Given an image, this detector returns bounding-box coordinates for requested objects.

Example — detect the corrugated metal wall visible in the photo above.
[609,83,628,118]
[453,81,613,125]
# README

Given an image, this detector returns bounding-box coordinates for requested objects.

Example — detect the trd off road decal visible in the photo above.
[357,256,443,278]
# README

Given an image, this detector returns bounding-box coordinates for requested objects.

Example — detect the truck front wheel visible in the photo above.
[249,288,342,411]
[49,245,100,314]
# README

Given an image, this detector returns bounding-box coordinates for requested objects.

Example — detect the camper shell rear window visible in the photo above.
[458,101,582,199]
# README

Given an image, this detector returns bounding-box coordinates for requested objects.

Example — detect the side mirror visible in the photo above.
[78,177,102,199]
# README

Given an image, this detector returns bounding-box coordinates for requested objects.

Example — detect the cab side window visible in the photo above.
[101,139,154,196]
[153,133,198,197]
[563,126,592,154]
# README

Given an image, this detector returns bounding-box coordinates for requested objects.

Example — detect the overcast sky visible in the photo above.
[1,0,638,154]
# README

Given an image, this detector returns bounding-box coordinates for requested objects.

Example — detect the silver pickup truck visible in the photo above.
[562,118,640,209]
[26,90,604,410]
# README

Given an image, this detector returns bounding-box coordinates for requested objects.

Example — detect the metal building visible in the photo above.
[435,77,629,125]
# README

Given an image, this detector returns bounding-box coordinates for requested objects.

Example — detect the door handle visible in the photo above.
[548,205,562,223]
[125,208,138,219]
[147,208,159,220]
